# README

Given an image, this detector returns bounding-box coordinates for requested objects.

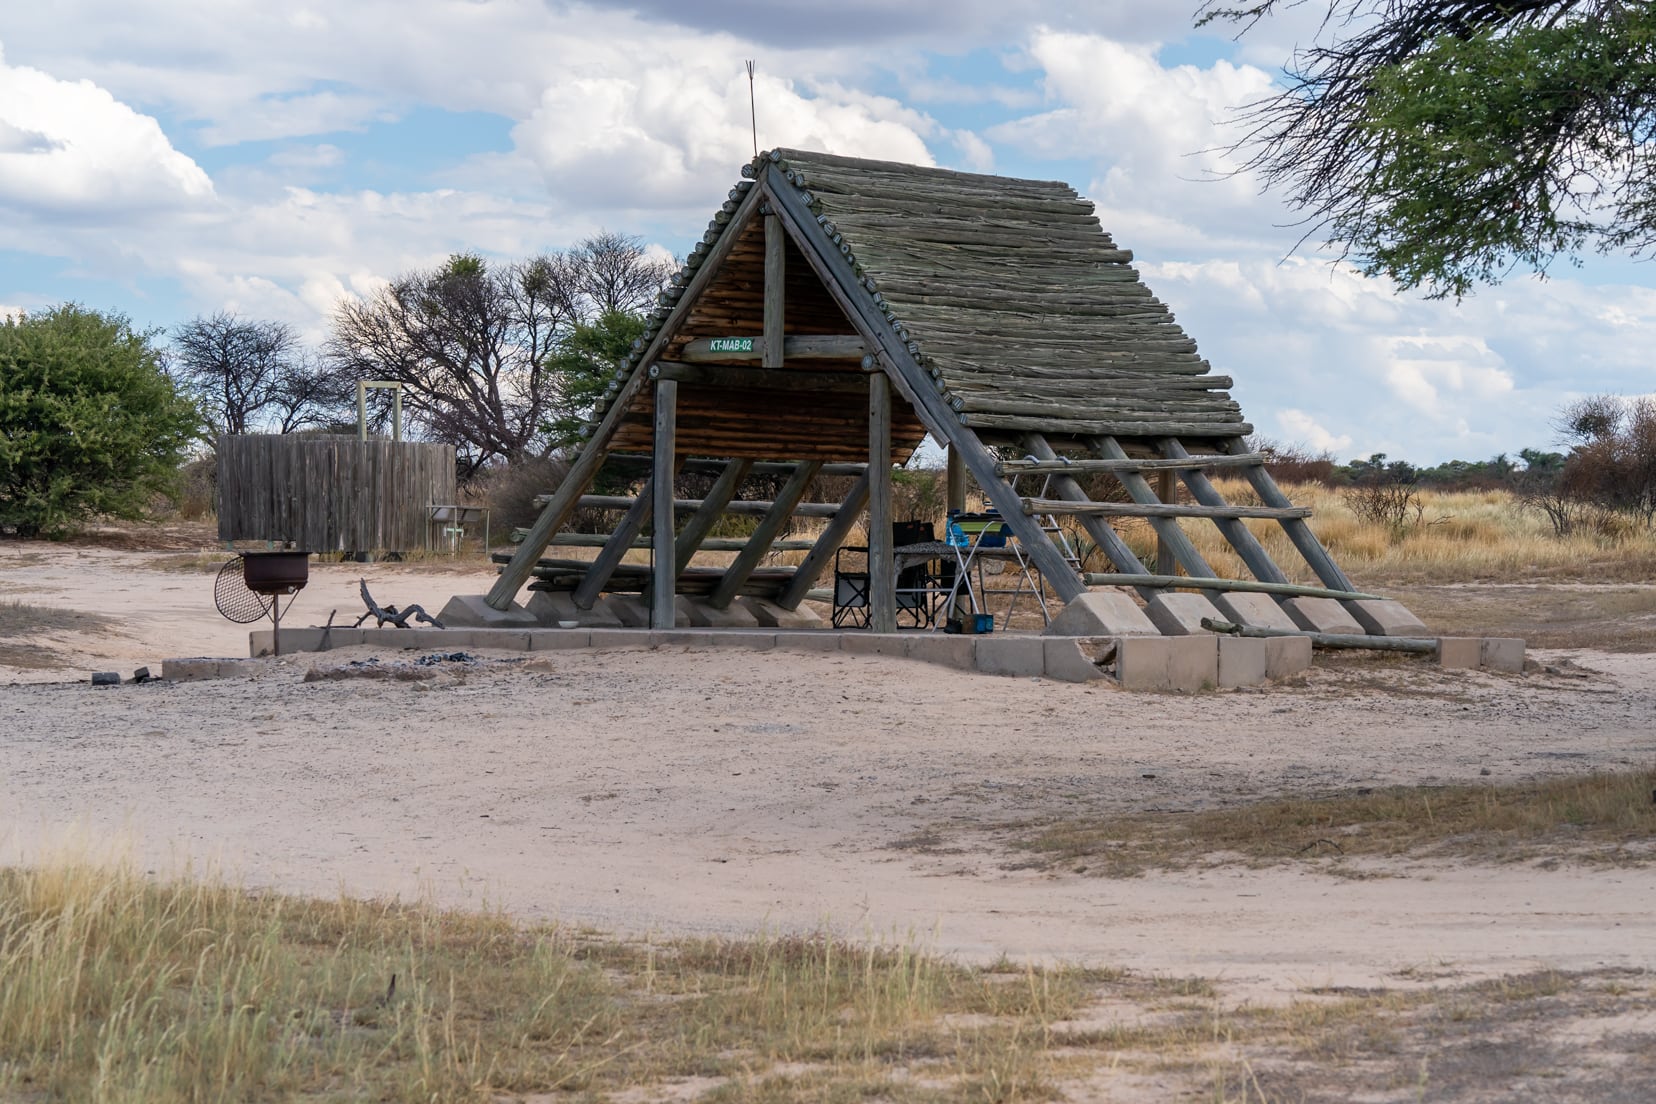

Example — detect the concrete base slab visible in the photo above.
[603,595,691,628]
[585,628,654,649]
[527,590,622,628]
[1217,636,1269,688]
[530,629,593,650]
[1115,636,1218,692]
[1043,637,1115,683]
[904,634,976,670]
[1264,636,1313,679]
[164,657,261,682]
[975,634,1047,678]
[1346,599,1430,637]
[1283,596,1365,635]
[841,633,906,658]
[1481,637,1526,673]
[652,630,717,647]
[773,631,841,653]
[737,597,823,629]
[1213,592,1299,632]
[685,598,760,629]
[436,594,537,629]
[1145,592,1223,636]
[1045,590,1158,637]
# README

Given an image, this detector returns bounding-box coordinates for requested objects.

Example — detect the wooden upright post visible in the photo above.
[763,213,785,369]
[651,380,678,628]
[1155,469,1177,577]
[868,373,896,634]
[946,444,966,515]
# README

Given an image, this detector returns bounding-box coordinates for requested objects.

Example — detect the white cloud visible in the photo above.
[0,44,213,217]
[1276,409,1352,456]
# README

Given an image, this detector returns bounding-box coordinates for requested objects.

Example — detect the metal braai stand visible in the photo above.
[214,551,310,656]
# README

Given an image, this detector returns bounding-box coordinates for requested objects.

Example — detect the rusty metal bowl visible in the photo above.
[241,550,310,595]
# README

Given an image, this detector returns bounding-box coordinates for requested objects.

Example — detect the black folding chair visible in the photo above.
[832,546,871,628]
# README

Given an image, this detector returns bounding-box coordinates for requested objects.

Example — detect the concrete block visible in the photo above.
[164,657,256,682]
[651,630,717,648]
[585,629,653,650]
[904,633,977,671]
[1263,635,1313,679]
[602,595,651,627]
[772,631,842,653]
[436,594,537,629]
[529,628,593,650]
[1438,637,1481,669]
[1283,597,1365,635]
[1346,599,1430,637]
[841,633,906,658]
[1043,637,1116,683]
[722,631,778,651]
[356,627,448,651]
[975,634,1047,678]
[527,590,622,628]
[1166,635,1219,692]
[1045,590,1158,637]
[1213,592,1299,632]
[438,629,532,651]
[1480,637,1526,674]
[684,598,760,629]
[1145,592,1224,636]
[737,597,822,629]
[1114,636,1173,691]
[1217,636,1269,688]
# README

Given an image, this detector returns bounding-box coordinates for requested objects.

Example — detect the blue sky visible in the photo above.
[2,0,1653,464]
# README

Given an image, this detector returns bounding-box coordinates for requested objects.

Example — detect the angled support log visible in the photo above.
[868,373,897,633]
[572,474,660,610]
[487,177,767,609]
[1019,433,1155,601]
[1091,436,1218,581]
[651,379,678,628]
[674,459,753,574]
[1220,437,1356,592]
[765,173,1085,602]
[710,461,823,609]
[1162,438,1290,584]
[776,469,871,610]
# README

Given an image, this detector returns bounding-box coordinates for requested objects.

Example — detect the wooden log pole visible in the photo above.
[995,453,1267,476]
[572,475,657,610]
[1091,436,1218,581]
[708,461,823,609]
[1155,468,1177,577]
[1221,437,1357,592]
[775,470,872,610]
[946,443,966,514]
[763,212,785,369]
[679,335,866,362]
[1162,438,1290,584]
[674,458,753,573]
[868,373,897,634]
[1083,574,1385,602]
[1021,499,1313,521]
[1019,433,1154,599]
[650,379,678,629]
[1201,618,1435,654]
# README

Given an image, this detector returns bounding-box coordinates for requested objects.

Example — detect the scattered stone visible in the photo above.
[131,666,153,684]
[90,671,120,687]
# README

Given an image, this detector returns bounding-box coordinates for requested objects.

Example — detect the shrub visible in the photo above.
[0,305,200,538]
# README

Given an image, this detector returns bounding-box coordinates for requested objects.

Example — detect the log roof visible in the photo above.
[586,148,1250,462]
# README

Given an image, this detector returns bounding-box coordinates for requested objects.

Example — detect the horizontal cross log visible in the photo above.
[966,414,1252,438]
[550,494,843,518]
[1022,498,1311,521]
[506,533,818,552]
[651,362,870,393]
[1082,574,1384,602]
[601,454,867,478]
[1202,618,1436,654]
[678,335,866,361]
[998,453,1267,476]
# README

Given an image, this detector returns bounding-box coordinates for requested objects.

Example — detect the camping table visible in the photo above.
[893,539,1050,630]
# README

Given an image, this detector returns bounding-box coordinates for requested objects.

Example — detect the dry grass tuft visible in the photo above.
[0,861,1098,1102]
[1013,767,1656,876]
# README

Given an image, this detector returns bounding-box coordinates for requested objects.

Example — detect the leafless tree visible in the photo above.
[171,313,333,435]
[571,231,678,315]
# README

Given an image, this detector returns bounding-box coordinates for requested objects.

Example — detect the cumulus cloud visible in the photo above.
[0,45,212,218]
[1276,409,1352,456]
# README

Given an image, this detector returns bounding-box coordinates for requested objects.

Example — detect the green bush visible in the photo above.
[0,305,200,538]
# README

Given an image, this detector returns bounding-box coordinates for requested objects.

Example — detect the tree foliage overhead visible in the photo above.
[0,305,200,538]
[326,234,673,476]
[1199,1,1656,297]
[170,312,348,435]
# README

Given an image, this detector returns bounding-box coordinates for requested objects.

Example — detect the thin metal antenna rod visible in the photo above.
[745,59,757,157]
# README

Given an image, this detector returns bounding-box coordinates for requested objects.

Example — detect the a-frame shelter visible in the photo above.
[481,149,1413,636]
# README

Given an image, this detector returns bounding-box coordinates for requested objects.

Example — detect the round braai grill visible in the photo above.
[213,551,310,655]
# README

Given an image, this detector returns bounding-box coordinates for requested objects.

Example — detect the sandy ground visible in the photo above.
[3,537,1655,1010]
